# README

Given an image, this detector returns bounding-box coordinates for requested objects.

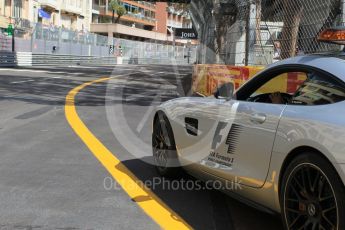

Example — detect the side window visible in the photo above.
[254,72,307,96]
[292,72,345,105]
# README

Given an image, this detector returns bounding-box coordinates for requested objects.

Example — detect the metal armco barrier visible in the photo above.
[0,52,116,67]
[0,52,32,67]
[31,54,117,66]
[0,52,193,67]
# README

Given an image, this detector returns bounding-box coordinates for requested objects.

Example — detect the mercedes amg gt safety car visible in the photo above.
[152,27,345,229]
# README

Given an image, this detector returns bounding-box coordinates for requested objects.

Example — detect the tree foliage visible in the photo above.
[115,5,126,23]
[109,0,127,23]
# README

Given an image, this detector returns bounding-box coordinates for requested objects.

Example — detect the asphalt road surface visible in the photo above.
[0,65,283,230]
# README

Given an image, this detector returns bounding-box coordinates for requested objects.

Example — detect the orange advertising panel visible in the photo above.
[192,65,307,96]
[192,65,263,96]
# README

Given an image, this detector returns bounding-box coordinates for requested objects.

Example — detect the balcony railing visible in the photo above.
[126,11,156,23]
[61,1,82,15]
[92,4,100,12]
[96,5,106,15]
[96,7,156,24]
[167,20,183,28]
[39,0,58,9]
[90,23,170,42]
[128,1,155,10]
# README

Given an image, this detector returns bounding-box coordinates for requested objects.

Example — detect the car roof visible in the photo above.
[268,52,345,82]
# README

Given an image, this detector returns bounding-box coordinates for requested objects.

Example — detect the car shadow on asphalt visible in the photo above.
[117,157,284,230]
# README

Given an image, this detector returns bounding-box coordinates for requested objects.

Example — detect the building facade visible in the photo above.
[0,0,13,29]
[0,0,193,44]
[0,0,91,31]
[34,0,91,31]
[90,0,193,43]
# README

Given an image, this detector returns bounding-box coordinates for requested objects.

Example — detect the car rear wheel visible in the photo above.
[280,153,345,230]
[152,113,182,178]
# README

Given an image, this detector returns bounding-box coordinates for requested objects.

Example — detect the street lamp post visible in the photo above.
[10,0,14,52]
[172,28,176,59]
[9,18,21,52]
[12,27,15,52]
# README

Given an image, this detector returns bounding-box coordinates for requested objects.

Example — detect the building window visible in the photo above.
[12,0,22,18]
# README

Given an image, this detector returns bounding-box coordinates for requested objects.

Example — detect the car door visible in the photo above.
[199,100,286,188]
[200,69,307,188]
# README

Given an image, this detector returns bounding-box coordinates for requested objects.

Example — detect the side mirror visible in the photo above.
[214,82,234,101]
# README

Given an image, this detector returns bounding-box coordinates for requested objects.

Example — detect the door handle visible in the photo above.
[250,113,266,124]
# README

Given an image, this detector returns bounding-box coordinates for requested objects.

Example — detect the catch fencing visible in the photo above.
[190,0,344,66]
[0,21,197,65]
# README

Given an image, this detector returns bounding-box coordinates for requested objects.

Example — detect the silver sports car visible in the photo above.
[152,29,345,230]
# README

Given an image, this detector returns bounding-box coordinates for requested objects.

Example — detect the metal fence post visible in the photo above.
[342,0,345,26]
[58,27,62,55]
[30,24,36,53]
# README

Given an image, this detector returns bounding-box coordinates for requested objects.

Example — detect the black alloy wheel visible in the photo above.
[281,153,345,230]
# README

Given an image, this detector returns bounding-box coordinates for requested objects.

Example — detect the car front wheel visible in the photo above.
[281,153,345,230]
[152,113,182,178]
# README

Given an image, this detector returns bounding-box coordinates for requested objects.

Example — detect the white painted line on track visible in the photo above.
[67,65,114,69]
[47,72,66,74]
[0,69,48,73]
[11,80,35,84]
[66,72,82,75]
[0,68,88,76]
[156,71,186,76]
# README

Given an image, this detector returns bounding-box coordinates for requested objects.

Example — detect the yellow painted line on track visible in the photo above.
[65,77,192,230]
